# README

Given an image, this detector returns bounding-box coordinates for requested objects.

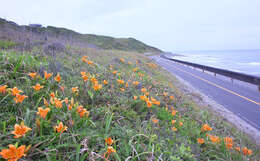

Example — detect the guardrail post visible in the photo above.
[214,73,216,77]
[258,85,260,92]
[231,78,233,84]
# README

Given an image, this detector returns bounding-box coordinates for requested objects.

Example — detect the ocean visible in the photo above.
[170,50,260,76]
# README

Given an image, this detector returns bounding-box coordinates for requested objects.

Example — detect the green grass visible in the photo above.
[0,40,16,50]
[0,48,259,161]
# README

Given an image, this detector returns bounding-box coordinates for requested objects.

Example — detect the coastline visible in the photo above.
[167,51,260,77]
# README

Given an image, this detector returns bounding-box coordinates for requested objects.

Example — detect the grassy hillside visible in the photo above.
[0,18,161,53]
[0,18,259,161]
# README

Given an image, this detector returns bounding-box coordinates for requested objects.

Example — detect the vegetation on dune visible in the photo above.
[0,47,259,161]
[0,18,161,53]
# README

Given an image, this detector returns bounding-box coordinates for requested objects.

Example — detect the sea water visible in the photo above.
[170,50,260,76]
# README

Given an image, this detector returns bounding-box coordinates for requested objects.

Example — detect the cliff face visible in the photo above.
[0,18,161,53]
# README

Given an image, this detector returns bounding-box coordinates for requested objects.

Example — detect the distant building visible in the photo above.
[29,24,42,28]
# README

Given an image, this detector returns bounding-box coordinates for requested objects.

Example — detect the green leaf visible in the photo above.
[88,90,93,100]
[105,112,113,135]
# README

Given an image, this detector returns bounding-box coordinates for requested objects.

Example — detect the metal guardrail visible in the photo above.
[160,54,260,87]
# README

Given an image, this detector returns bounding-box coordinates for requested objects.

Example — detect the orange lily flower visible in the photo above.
[152,118,159,124]
[242,147,252,156]
[105,137,114,146]
[81,56,88,63]
[133,96,137,100]
[87,60,94,65]
[133,67,138,72]
[81,72,89,82]
[82,75,88,82]
[107,146,116,153]
[55,122,67,134]
[146,100,152,108]
[11,122,31,138]
[32,83,44,91]
[68,98,74,110]
[0,85,7,94]
[50,92,55,98]
[54,73,61,83]
[172,126,177,132]
[138,72,144,77]
[117,79,124,85]
[0,144,30,161]
[81,71,86,76]
[197,138,205,144]
[144,97,149,102]
[224,137,233,150]
[71,87,79,93]
[201,124,212,132]
[93,84,102,91]
[151,97,156,102]
[90,77,97,83]
[76,105,83,113]
[44,71,53,80]
[37,107,50,119]
[77,106,89,118]
[68,104,73,110]
[171,109,177,116]
[179,122,183,127]
[71,97,74,105]
[104,146,116,161]
[132,81,140,86]
[103,80,108,85]
[120,58,125,63]
[14,94,28,104]
[141,88,147,93]
[209,135,220,144]
[82,58,87,63]
[28,72,37,79]
[54,98,63,108]
[112,70,117,75]
[140,95,147,101]
[235,147,241,152]
[79,108,89,117]
[171,120,176,125]
[11,87,23,96]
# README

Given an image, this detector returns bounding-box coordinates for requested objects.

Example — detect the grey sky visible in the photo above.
[1,0,260,51]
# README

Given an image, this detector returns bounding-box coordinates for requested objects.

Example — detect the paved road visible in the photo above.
[151,55,260,130]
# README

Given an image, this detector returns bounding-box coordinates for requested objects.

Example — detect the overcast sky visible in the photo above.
[1,0,260,51]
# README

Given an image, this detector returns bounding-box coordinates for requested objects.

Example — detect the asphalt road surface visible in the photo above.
[151,55,260,130]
